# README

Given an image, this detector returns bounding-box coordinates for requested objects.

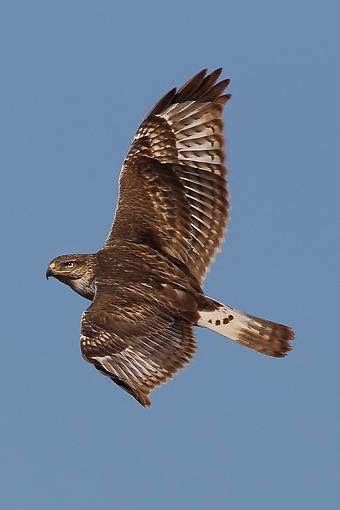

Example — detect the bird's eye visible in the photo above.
[65,262,74,268]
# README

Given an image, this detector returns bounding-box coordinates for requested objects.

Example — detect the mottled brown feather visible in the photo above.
[81,283,196,406]
[105,68,231,284]
[47,68,295,408]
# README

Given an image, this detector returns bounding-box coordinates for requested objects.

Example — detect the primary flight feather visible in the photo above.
[46,68,294,406]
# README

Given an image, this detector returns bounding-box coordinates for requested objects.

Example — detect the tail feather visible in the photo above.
[197,301,294,357]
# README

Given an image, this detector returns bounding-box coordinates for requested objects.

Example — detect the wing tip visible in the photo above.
[147,67,230,117]
[137,393,152,407]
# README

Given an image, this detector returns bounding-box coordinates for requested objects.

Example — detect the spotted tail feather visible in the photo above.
[197,301,294,357]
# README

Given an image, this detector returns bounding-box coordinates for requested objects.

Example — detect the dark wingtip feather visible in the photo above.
[177,68,208,94]
[218,93,232,104]
[175,68,208,102]
[138,394,152,407]
[148,87,177,116]
[147,68,230,118]
[199,79,231,102]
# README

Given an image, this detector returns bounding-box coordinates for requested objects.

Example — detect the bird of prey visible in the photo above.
[46,68,294,406]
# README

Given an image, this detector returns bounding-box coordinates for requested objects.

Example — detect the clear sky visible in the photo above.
[1,1,339,509]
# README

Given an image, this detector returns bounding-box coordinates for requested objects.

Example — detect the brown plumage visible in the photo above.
[46,69,294,406]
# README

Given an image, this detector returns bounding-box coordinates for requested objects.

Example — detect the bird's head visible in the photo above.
[46,253,93,282]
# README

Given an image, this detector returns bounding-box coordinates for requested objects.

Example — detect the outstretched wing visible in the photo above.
[105,68,231,284]
[80,284,196,406]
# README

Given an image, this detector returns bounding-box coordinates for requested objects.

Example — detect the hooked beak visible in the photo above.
[46,261,56,280]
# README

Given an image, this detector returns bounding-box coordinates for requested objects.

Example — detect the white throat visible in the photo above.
[69,276,95,300]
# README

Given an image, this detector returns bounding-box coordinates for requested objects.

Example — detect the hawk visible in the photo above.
[46,68,294,406]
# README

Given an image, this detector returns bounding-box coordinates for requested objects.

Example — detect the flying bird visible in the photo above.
[46,68,294,406]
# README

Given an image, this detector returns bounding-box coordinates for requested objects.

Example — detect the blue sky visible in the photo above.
[1,1,339,509]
